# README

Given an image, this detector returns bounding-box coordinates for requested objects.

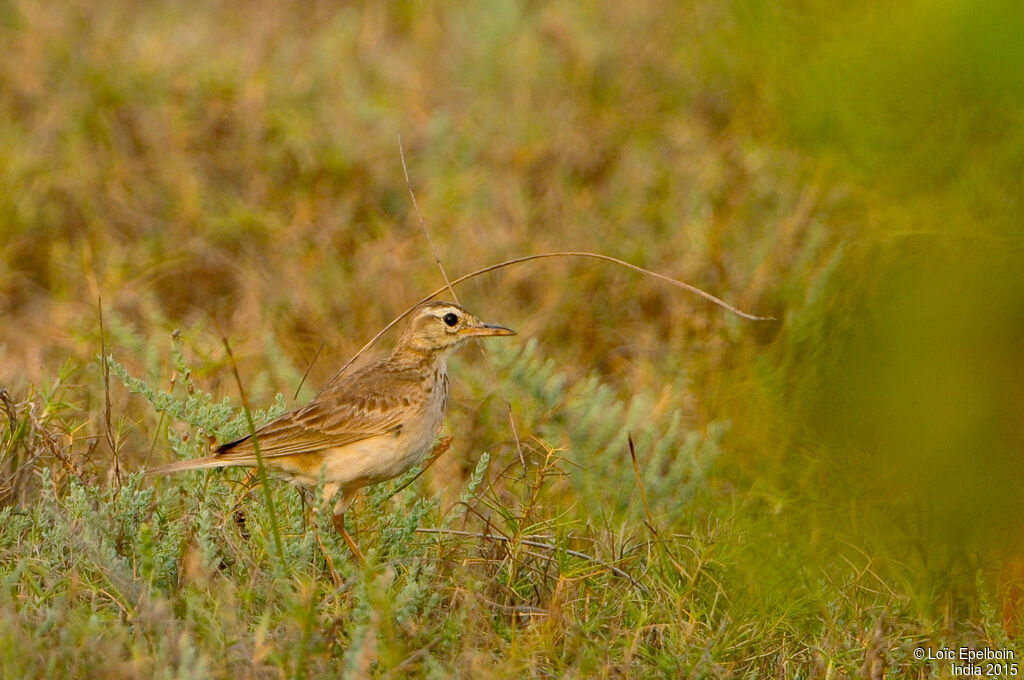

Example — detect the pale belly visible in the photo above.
[321,433,432,487]
[294,401,445,490]
[265,366,450,491]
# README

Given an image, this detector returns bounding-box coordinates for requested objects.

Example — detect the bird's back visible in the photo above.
[215,351,446,463]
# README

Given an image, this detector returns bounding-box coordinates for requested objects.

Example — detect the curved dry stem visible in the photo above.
[415,527,648,593]
[328,251,774,385]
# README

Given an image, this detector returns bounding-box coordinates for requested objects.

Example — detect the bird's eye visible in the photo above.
[443,312,459,327]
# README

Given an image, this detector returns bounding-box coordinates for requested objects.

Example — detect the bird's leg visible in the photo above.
[332,488,365,565]
[231,469,262,541]
[298,487,309,531]
[332,513,365,566]
[311,482,342,585]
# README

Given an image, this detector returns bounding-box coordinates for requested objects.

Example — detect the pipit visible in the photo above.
[148,301,515,558]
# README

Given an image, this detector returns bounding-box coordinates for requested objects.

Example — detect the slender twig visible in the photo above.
[0,389,16,435]
[145,409,167,470]
[0,389,19,503]
[628,434,658,538]
[398,136,528,472]
[212,316,285,566]
[145,356,177,469]
[28,402,81,481]
[387,636,443,678]
[502,404,527,475]
[98,296,122,486]
[294,340,325,402]
[327,251,773,385]
[399,135,456,296]
[415,527,648,593]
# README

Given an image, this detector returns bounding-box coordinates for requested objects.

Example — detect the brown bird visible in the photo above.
[148,301,515,558]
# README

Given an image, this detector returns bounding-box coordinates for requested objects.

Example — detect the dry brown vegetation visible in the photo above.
[1,0,1023,677]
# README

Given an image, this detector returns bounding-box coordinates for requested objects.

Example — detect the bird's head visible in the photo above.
[396,301,515,356]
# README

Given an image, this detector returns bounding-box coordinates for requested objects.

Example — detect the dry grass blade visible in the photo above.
[212,316,285,565]
[0,388,85,507]
[0,389,16,435]
[98,296,122,486]
[0,389,21,506]
[399,135,456,297]
[628,434,658,538]
[293,340,325,402]
[415,527,648,594]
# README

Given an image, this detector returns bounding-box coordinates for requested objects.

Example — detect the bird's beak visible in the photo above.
[463,322,516,338]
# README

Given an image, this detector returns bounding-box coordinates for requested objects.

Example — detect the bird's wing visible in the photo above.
[215,374,416,462]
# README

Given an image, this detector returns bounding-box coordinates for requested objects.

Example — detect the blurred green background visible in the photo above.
[1,0,1023,676]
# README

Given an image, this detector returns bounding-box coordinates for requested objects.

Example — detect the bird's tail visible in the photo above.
[146,456,239,477]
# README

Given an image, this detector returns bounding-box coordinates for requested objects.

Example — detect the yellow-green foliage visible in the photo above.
[1,0,1023,677]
